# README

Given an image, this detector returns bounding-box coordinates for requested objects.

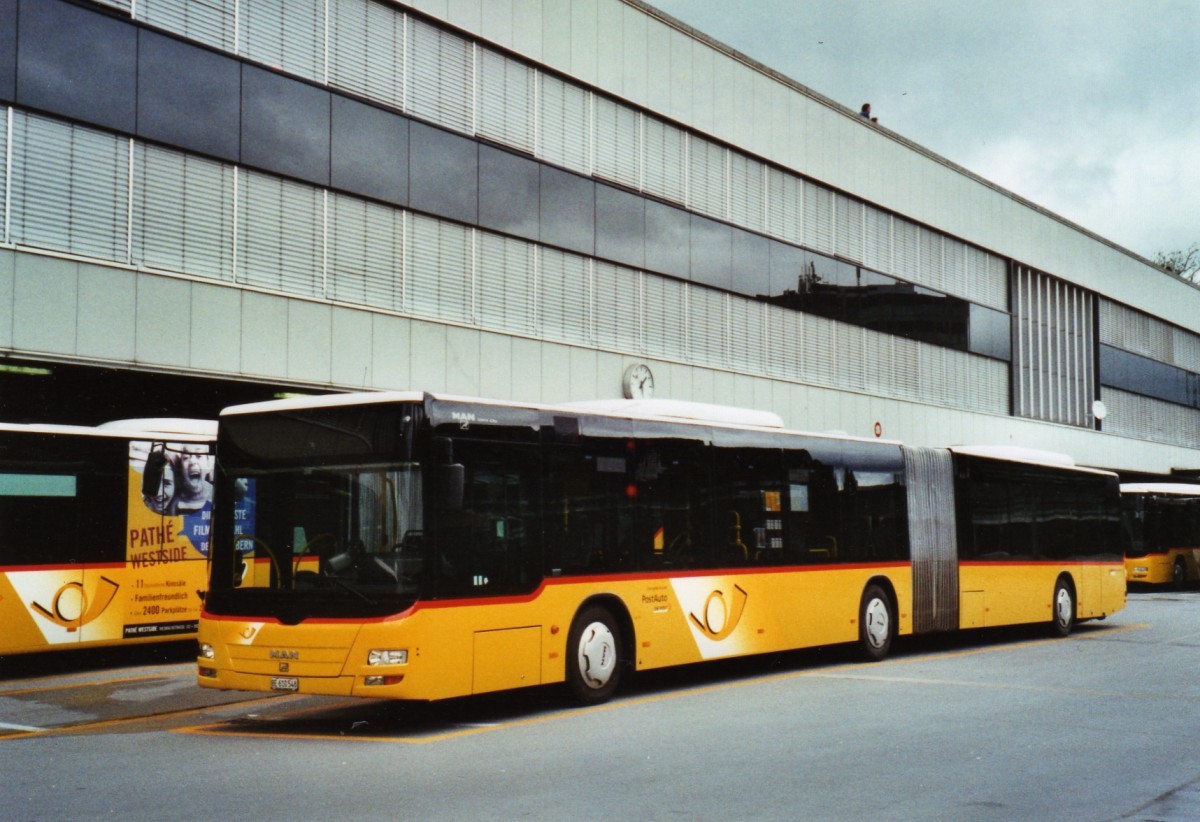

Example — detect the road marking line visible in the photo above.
[0,721,46,732]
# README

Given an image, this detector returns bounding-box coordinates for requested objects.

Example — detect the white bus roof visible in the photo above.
[1121,482,1200,496]
[98,418,218,437]
[0,419,215,441]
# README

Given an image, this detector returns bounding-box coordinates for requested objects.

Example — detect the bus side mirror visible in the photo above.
[436,463,464,510]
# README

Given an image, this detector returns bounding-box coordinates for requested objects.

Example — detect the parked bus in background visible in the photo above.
[0,419,216,657]
[198,392,1125,704]
[1121,483,1200,588]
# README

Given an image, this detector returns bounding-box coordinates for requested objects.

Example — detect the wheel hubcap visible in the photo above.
[577,621,617,689]
[863,598,890,648]
[1055,588,1072,627]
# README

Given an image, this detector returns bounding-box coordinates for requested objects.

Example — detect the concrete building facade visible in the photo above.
[0,0,1197,477]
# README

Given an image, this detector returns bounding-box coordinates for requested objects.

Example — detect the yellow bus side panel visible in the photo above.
[200,565,913,701]
[958,562,1124,628]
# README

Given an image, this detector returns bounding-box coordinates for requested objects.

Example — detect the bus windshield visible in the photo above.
[213,462,425,621]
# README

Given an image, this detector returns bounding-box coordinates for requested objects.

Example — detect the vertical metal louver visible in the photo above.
[833,193,863,263]
[1012,265,1095,427]
[903,446,959,634]
[537,246,590,346]
[686,135,726,219]
[591,261,641,352]
[1,107,8,246]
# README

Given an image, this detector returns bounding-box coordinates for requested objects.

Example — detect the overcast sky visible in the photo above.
[648,0,1199,263]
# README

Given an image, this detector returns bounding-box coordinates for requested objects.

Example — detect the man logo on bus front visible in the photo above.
[688,585,748,641]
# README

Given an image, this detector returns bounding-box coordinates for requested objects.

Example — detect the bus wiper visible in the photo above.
[322,574,377,605]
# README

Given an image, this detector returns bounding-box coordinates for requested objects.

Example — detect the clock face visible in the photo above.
[622,364,654,399]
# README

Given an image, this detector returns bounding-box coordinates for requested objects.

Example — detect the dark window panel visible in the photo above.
[331,96,408,206]
[137,30,240,162]
[478,144,539,241]
[645,199,690,280]
[595,183,646,269]
[968,304,1012,361]
[540,166,595,255]
[0,0,15,104]
[767,240,804,298]
[731,228,769,297]
[689,214,732,290]
[409,120,478,225]
[1100,344,1193,407]
[241,65,331,187]
[18,0,137,133]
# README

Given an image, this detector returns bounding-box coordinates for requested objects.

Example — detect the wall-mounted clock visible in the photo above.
[622,363,655,399]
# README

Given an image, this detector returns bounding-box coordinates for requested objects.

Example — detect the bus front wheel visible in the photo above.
[1051,578,1075,637]
[1174,558,1188,590]
[858,585,894,661]
[566,606,623,705]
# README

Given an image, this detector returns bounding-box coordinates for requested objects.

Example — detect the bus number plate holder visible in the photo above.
[271,676,299,692]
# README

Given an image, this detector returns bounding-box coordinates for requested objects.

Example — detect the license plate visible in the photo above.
[270,677,299,692]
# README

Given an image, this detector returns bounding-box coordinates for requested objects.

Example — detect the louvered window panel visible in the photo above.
[240,0,324,82]
[764,304,803,380]
[834,193,863,263]
[538,247,590,345]
[801,314,838,385]
[687,287,726,367]
[728,297,762,373]
[687,136,726,219]
[477,231,536,335]
[728,154,764,233]
[893,217,920,283]
[93,0,132,13]
[764,167,801,245]
[329,0,405,111]
[406,214,472,324]
[407,18,474,135]
[643,275,687,361]
[0,108,7,245]
[237,171,324,298]
[538,75,590,173]
[943,238,966,301]
[10,113,127,262]
[802,180,834,255]
[587,261,636,351]
[918,228,945,295]
[862,206,891,274]
[1102,388,1200,448]
[133,143,235,281]
[328,193,404,312]
[476,50,535,154]
[137,0,237,53]
[966,245,1006,310]
[592,97,640,189]
[834,323,865,391]
[980,252,1008,311]
[642,118,687,205]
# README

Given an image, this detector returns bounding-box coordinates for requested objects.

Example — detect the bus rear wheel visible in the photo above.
[858,585,894,661]
[566,606,623,705]
[1051,578,1075,637]
[1173,557,1188,590]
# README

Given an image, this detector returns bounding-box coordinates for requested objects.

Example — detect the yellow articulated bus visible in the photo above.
[1121,483,1200,588]
[198,392,1125,704]
[0,418,216,657]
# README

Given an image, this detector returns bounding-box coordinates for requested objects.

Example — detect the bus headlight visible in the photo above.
[198,642,215,660]
[368,649,408,666]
